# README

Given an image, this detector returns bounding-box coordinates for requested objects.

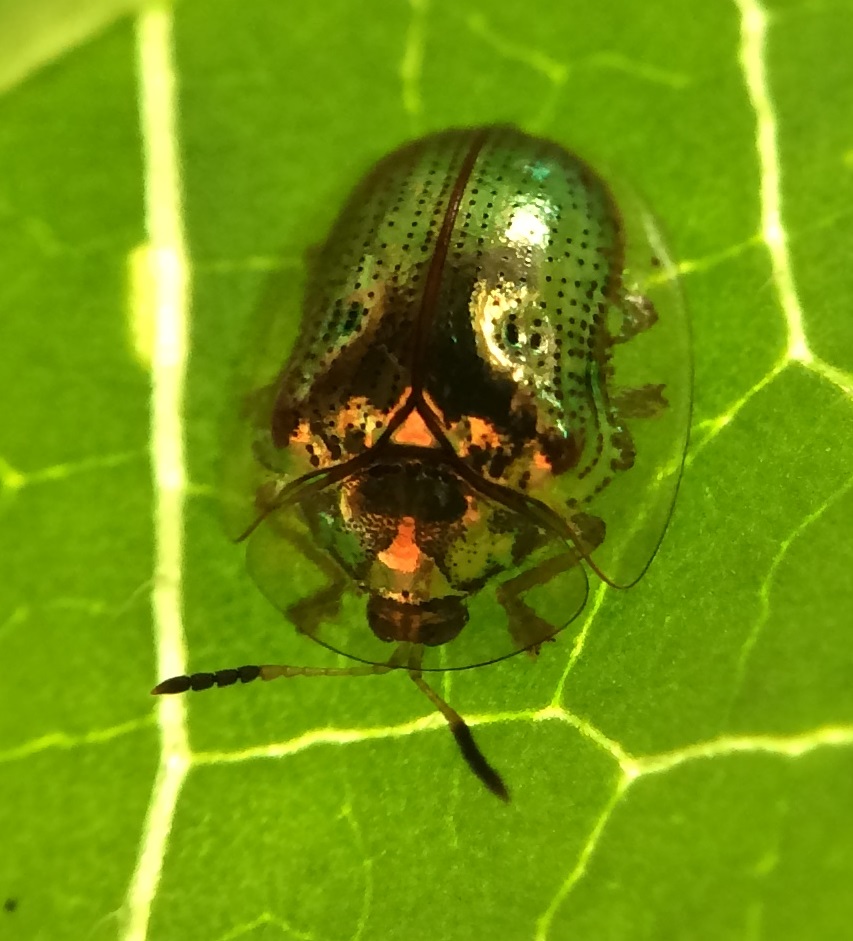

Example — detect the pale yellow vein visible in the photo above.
[340,790,374,941]
[534,780,628,941]
[533,723,853,938]
[0,715,153,764]
[465,12,567,86]
[735,0,853,399]
[686,357,786,464]
[120,7,191,941]
[400,0,428,131]
[628,724,853,778]
[198,708,852,781]
[211,912,318,941]
[645,235,760,288]
[0,451,142,495]
[582,51,688,89]
[549,579,608,706]
[193,705,628,769]
[464,12,565,131]
[736,0,805,358]
[731,471,853,694]
[682,0,853,463]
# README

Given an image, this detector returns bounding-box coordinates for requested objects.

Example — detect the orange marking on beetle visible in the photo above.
[466,416,503,449]
[463,494,481,524]
[391,409,438,447]
[377,517,422,574]
[290,420,313,445]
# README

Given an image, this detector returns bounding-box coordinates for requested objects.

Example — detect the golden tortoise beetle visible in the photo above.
[154,126,691,800]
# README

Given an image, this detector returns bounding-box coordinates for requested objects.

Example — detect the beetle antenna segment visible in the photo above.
[259,663,394,679]
[409,671,510,802]
[151,665,262,694]
[151,662,395,695]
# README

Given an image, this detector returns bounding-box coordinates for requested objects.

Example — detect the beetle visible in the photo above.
[154,126,690,800]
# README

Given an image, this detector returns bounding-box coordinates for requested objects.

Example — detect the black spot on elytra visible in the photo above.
[426,265,516,428]
[541,431,583,475]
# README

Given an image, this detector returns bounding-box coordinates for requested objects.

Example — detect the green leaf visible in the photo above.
[1,1,851,940]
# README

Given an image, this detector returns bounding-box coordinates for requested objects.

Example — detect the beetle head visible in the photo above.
[366,594,469,647]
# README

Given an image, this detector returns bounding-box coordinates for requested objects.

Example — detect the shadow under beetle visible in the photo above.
[154,126,691,800]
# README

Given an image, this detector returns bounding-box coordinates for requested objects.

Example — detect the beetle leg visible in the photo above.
[610,383,668,419]
[611,292,658,344]
[407,651,509,802]
[613,292,658,343]
[568,511,606,555]
[273,526,351,640]
[286,579,349,641]
[497,547,586,653]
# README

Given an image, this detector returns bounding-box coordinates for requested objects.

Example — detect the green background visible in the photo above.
[1,1,851,939]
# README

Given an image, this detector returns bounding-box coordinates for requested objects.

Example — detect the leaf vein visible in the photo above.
[120,7,192,941]
[734,0,853,401]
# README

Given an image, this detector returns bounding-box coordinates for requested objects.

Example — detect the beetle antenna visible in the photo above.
[409,671,510,802]
[152,666,262,694]
[152,661,394,695]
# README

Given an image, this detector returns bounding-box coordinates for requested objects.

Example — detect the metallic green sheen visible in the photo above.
[224,126,690,669]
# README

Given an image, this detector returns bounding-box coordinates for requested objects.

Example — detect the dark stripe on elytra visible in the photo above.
[410,129,490,391]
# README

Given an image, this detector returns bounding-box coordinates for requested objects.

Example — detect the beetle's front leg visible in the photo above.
[275,526,350,639]
[496,547,585,654]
